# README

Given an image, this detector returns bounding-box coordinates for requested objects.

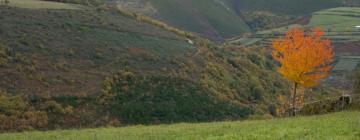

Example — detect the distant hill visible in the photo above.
[0,0,352,131]
[115,0,251,41]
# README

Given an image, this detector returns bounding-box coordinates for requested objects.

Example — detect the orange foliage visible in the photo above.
[272,27,334,87]
[272,27,334,116]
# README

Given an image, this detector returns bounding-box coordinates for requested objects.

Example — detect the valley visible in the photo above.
[0,0,359,139]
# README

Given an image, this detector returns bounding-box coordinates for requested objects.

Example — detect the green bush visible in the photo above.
[101,70,251,124]
[0,92,48,132]
[242,11,293,30]
[300,96,360,115]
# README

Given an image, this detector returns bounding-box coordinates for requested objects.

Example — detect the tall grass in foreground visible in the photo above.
[0,111,359,140]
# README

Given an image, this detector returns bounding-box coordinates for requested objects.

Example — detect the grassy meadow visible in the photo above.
[0,0,359,139]
[309,7,360,31]
[0,111,359,140]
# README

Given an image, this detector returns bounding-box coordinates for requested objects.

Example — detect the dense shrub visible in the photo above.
[0,92,105,132]
[101,69,251,124]
[0,92,48,132]
[300,96,360,115]
[242,11,294,30]
[96,44,291,124]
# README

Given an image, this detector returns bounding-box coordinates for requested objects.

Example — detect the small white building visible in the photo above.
[356,26,360,30]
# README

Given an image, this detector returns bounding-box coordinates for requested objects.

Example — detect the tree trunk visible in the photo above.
[292,83,298,116]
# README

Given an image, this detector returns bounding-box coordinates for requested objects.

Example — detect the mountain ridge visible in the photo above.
[113,0,360,41]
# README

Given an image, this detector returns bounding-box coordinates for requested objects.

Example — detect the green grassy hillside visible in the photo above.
[1,111,359,140]
[0,5,195,96]
[0,1,290,130]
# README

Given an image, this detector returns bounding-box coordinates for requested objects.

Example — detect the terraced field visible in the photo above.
[334,56,360,71]
[309,7,360,43]
[309,7,360,31]
[229,7,360,46]
[4,0,84,9]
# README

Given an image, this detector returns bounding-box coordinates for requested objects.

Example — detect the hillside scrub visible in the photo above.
[1,1,355,133]
[0,42,291,132]
[96,42,291,125]
[100,70,251,124]
[300,95,360,115]
[0,92,48,131]
[0,5,292,131]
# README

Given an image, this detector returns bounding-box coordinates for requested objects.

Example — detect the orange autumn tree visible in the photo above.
[272,27,334,116]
